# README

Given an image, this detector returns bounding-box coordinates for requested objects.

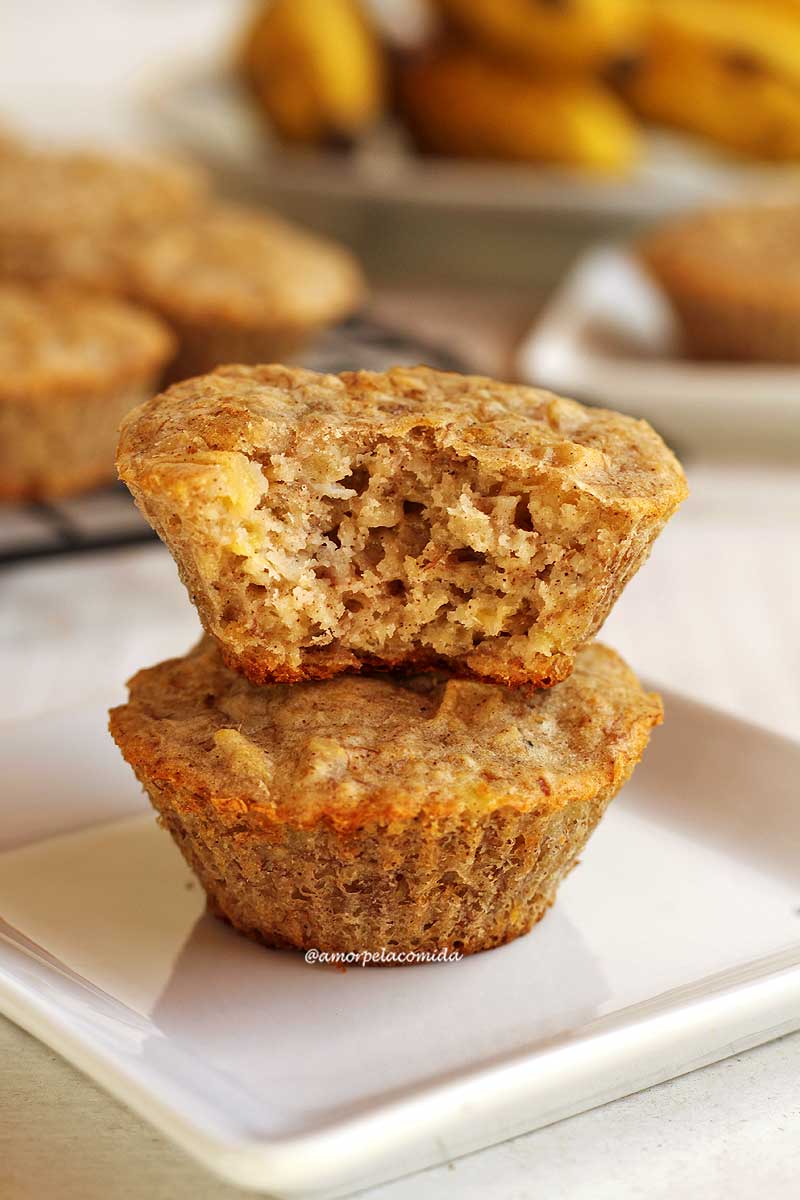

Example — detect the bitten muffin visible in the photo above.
[640,205,800,363]
[0,148,208,292]
[117,364,687,688]
[0,282,173,500]
[109,637,662,958]
[123,204,365,381]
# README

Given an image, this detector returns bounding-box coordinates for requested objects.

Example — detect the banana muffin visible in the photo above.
[117,364,687,688]
[109,637,661,957]
[640,205,800,363]
[0,126,22,157]
[0,282,173,500]
[0,148,208,292]
[123,204,365,380]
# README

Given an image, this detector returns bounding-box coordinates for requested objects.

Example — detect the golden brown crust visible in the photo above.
[117,363,687,689]
[217,637,574,688]
[119,363,686,523]
[110,638,661,830]
[109,638,661,956]
[640,205,800,362]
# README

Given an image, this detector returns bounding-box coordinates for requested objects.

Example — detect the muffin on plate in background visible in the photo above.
[0,281,173,500]
[640,205,800,363]
[123,205,365,381]
[110,637,662,957]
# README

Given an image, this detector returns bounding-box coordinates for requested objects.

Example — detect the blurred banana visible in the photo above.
[397,47,638,171]
[626,0,800,158]
[239,0,385,146]
[434,0,644,71]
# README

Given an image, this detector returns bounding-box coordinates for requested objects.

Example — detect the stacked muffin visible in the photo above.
[110,364,687,959]
[0,139,363,499]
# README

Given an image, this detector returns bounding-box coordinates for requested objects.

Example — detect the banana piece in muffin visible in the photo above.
[0,281,173,500]
[109,638,662,957]
[117,364,687,688]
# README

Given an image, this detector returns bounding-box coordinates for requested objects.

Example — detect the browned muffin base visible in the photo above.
[657,290,800,364]
[164,320,311,385]
[142,771,619,958]
[218,638,574,689]
[639,206,800,364]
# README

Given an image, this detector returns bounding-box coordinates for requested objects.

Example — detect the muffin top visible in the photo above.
[123,204,364,328]
[0,282,174,398]
[118,363,687,509]
[0,148,208,289]
[0,148,207,237]
[640,205,800,307]
[110,637,662,830]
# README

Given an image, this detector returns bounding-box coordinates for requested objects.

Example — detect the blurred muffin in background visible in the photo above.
[0,124,23,157]
[435,0,644,72]
[0,281,173,500]
[640,205,800,363]
[124,204,365,381]
[240,0,386,146]
[624,0,800,160]
[397,46,638,171]
[0,149,209,292]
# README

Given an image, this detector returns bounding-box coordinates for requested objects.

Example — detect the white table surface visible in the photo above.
[1,4,799,1198]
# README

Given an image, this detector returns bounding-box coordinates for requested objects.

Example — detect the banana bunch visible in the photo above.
[238,0,640,171]
[434,0,643,71]
[625,0,800,159]
[396,0,643,172]
[235,0,800,169]
[239,0,385,146]
[398,47,637,172]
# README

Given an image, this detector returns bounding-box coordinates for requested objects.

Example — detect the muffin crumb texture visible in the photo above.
[118,364,687,687]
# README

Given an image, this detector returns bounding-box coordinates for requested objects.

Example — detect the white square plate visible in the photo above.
[1,696,799,1198]
[517,245,800,456]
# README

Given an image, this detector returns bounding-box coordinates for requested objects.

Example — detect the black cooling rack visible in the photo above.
[0,317,466,567]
